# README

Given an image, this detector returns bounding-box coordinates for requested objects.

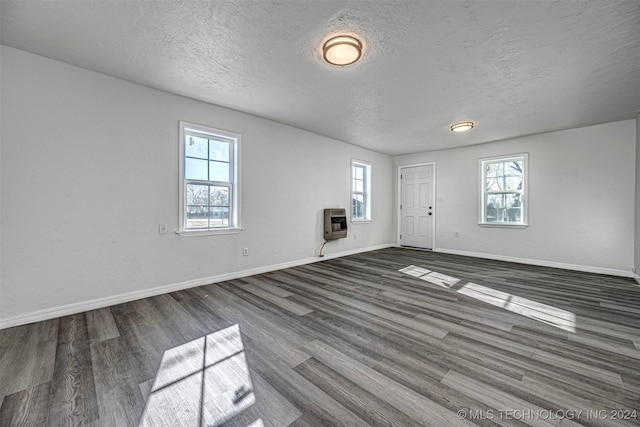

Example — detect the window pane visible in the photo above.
[210,186,229,207]
[209,161,229,182]
[187,206,209,229]
[486,162,503,177]
[186,184,209,205]
[209,139,229,162]
[185,158,208,180]
[352,194,364,219]
[506,206,521,223]
[185,135,208,159]
[507,160,523,176]
[485,160,523,191]
[505,193,522,222]
[354,179,363,192]
[210,207,229,227]
[354,166,363,179]
[486,177,503,192]
[486,193,522,222]
[504,176,522,190]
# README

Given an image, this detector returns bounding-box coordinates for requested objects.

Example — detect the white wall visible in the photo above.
[395,120,636,275]
[0,46,394,325]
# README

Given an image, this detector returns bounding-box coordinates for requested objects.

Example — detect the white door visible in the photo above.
[400,165,434,249]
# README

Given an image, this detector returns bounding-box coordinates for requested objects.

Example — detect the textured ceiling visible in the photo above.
[2,1,639,155]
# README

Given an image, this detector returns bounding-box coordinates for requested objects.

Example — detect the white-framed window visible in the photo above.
[179,121,241,235]
[351,159,372,222]
[479,153,528,226]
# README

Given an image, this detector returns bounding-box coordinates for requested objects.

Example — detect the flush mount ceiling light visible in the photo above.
[323,35,362,66]
[450,121,475,133]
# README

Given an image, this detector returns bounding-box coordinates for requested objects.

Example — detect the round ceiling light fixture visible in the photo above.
[323,35,362,66]
[450,121,475,133]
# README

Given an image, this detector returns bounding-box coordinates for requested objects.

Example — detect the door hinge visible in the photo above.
[400,234,402,239]
[400,204,402,210]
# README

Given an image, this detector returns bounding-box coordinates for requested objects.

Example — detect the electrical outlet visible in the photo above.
[455,231,460,238]
[243,248,249,256]
[159,224,168,235]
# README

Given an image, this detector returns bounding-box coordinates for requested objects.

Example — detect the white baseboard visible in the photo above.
[433,248,634,278]
[0,243,394,329]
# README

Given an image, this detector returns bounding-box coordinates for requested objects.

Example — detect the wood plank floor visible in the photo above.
[1,248,639,426]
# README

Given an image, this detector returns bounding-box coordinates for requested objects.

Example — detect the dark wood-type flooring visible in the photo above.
[1,248,640,426]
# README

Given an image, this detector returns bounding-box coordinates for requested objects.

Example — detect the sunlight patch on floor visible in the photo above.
[399,265,576,332]
[399,265,459,288]
[419,271,460,288]
[139,324,261,426]
[398,265,431,277]
[457,282,576,332]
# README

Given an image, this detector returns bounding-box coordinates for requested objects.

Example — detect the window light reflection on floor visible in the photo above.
[458,282,576,332]
[139,324,261,426]
[398,265,431,277]
[398,265,459,288]
[399,265,576,332]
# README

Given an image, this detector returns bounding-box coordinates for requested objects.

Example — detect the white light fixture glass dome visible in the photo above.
[323,35,362,66]
[450,121,475,132]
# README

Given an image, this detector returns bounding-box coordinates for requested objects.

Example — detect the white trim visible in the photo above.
[397,162,436,249]
[0,243,394,329]
[434,247,634,278]
[478,223,528,229]
[350,158,372,222]
[177,227,243,237]
[179,121,242,233]
[479,152,528,226]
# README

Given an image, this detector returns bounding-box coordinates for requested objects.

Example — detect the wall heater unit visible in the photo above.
[324,208,347,240]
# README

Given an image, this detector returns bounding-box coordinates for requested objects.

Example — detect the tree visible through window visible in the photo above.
[480,154,527,225]
[180,121,240,232]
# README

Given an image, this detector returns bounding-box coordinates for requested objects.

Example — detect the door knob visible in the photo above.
[428,212,432,216]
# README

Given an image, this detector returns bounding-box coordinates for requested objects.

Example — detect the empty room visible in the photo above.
[1,1,639,426]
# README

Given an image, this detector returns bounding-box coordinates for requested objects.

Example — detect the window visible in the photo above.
[179,121,240,234]
[480,153,527,226]
[351,159,371,221]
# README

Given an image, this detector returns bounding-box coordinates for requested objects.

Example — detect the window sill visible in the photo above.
[351,220,372,224]
[478,223,528,229]
[177,227,243,237]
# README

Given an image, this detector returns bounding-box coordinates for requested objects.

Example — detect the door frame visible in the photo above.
[397,162,436,249]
